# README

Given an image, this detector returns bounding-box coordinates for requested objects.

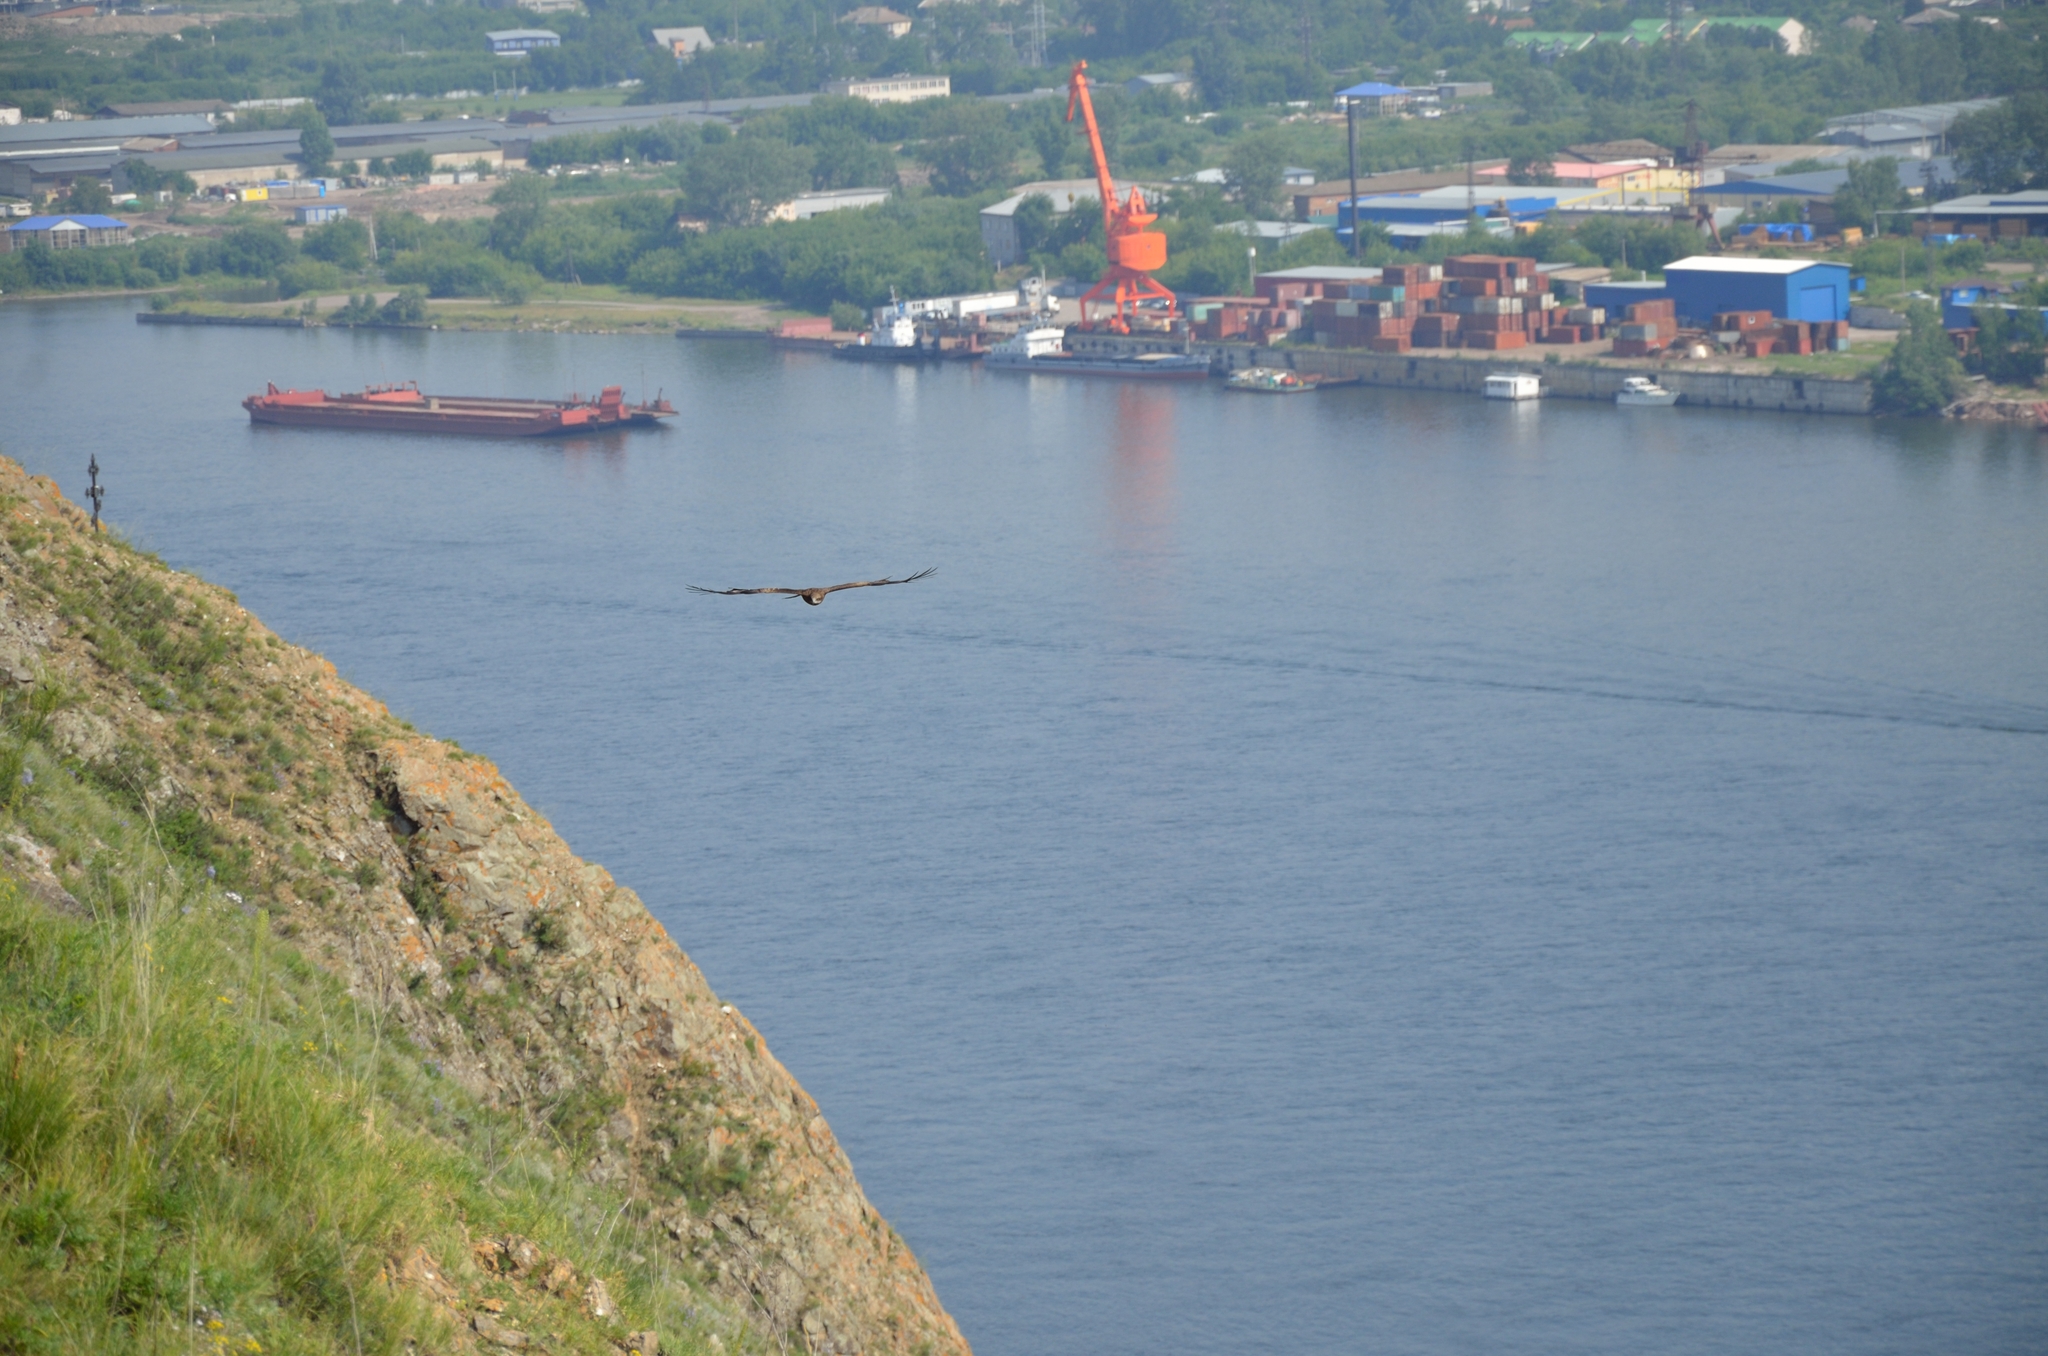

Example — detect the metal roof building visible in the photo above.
[1661,256,1851,325]
[1822,99,2001,152]
[1913,189,2048,241]
[0,214,131,252]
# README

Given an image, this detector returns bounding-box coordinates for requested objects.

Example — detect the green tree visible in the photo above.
[60,177,114,214]
[1026,103,1075,180]
[217,222,296,277]
[1223,131,1286,220]
[1832,156,1905,234]
[1949,91,2048,194]
[1968,303,2047,388]
[390,149,435,179]
[301,216,370,271]
[1012,193,1057,255]
[1194,37,1245,110]
[294,107,336,178]
[683,136,812,227]
[120,159,196,198]
[316,59,367,127]
[1873,300,1965,414]
[918,103,1018,197]
[378,286,429,325]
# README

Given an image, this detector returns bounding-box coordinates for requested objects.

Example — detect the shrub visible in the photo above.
[275,259,347,299]
[1873,300,1965,414]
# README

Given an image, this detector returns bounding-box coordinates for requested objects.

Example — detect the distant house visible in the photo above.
[823,74,949,103]
[1437,81,1494,101]
[838,6,913,38]
[1123,73,1194,98]
[0,214,131,254]
[293,203,349,225]
[650,26,715,59]
[487,28,562,56]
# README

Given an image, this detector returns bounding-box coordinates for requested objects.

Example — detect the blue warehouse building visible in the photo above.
[1661,257,1851,326]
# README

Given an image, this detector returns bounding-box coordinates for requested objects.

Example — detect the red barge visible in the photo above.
[242,381,676,437]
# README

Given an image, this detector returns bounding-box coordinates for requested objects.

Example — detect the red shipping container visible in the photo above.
[1612,338,1664,357]
[1465,330,1527,350]
[1365,335,1411,353]
[1744,336,1776,357]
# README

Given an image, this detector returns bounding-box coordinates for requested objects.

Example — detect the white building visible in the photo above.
[770,186,892,221]
[487,29,562,56]
[650,26,715,59]
[823,75,950,104]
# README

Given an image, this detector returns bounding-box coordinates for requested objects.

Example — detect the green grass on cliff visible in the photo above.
[0,595,744,1356]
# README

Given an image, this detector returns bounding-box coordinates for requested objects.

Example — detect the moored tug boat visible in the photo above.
[241,382,676,437]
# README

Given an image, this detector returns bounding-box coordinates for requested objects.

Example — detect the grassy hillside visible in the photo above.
[0,459,968,1356]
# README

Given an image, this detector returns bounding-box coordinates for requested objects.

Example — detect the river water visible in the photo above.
[4,299,2045,1356]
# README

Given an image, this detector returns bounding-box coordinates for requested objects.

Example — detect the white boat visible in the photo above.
[1615,375,1680,407]
[1483,372,1542,401]
[985,326,1067,369]
[985,326,1210,380]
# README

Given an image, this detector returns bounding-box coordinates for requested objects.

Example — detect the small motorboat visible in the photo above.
[1616,375,1680,407]
[1225,367,1315,394]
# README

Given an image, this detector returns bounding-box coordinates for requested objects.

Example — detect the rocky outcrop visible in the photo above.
[0,460,969,1356]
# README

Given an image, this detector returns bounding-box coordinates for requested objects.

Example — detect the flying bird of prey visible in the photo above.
[687,567,936,606]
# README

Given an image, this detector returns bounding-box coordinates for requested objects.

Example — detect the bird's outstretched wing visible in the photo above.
[821,568,937,594]
[686,568,935,598]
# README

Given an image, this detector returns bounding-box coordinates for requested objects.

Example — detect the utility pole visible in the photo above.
[1346,94,1359,259]
[1247,245,1256,296]
[86,456,104,532]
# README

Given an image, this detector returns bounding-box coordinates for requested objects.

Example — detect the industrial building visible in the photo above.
[1660,257,1851,325]
[1821,99,2001,154]
[1912,189,2048,242]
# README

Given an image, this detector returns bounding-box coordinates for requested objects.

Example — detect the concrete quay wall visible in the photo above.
[1199,343,1875,416]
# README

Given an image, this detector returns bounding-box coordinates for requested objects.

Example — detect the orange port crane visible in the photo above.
[1066,60,1177,333]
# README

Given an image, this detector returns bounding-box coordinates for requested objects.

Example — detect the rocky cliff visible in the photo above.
[0,457,968,1356]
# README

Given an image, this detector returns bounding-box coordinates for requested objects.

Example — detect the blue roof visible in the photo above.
[10,215,130,230]
[1336,82,1413,99]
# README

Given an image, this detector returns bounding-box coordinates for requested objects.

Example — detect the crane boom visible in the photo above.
[1066,62,1118,242]
[1064,60,1177,333]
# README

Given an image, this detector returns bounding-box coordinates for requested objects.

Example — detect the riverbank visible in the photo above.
[1202,339,1889,415]
[137,287,788,335]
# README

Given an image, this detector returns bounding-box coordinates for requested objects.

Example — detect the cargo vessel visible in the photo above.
[833,301,984,364]
[985,327,1209,381]
[241,381,676,437]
